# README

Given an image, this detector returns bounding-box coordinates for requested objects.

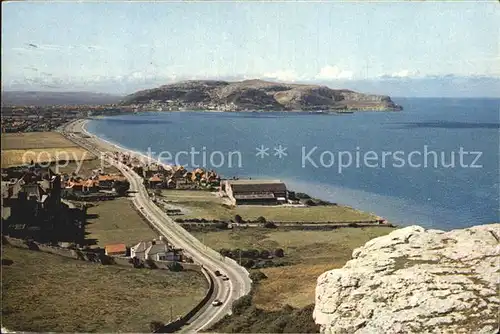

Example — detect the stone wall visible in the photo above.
[3,236,201,271]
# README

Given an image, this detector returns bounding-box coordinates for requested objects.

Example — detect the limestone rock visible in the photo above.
[314,224,500,334]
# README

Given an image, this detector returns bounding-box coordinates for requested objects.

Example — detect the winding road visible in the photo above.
[62,119,252,332]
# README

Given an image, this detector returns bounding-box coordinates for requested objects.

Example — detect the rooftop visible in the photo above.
[226,179,287,194]
[105,243,127,254]
[226,179,283,185]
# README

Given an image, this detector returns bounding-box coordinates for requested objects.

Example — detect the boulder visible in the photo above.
[314,224,500,334]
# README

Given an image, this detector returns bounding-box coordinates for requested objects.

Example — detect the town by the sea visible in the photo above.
[86,98,500,230]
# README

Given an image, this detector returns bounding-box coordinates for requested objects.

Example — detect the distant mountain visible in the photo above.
[121,79,402,112]
[1,91,123,106]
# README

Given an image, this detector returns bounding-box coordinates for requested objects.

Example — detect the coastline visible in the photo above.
[79,118,392,226]
[81,118,174,172]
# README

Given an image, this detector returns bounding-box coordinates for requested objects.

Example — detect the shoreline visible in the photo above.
[80,119,175,172]
[79,118,392,226]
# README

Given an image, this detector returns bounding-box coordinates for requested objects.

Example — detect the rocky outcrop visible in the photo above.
[121,79,402,112]
[314,224,500,334]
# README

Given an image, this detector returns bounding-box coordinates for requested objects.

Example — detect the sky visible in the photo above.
[2,1,499,96]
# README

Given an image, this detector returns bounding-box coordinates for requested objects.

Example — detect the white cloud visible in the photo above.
[316,65,353,80]
[389,69,420,78]
[262,70,299,82]
[13,44,107,54]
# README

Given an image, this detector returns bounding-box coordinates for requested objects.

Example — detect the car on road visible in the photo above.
[214,270,222,276]
[212,299,223,307]
[221,276,229,281]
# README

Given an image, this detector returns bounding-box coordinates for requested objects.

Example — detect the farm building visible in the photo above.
[221,179,288,205]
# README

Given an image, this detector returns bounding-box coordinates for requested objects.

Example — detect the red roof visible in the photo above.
[149,175,162,182]
[105,243,127,254]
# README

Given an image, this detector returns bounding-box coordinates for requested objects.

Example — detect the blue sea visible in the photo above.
[86,98,500,230]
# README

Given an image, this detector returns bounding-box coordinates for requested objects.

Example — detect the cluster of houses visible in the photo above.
[2,105,123,133]
[63,172,130,196]
[145,165,220,190]
[105,151,221,190]
[104,236,184,262]
[0,164,86,241]
[2,164,62,224]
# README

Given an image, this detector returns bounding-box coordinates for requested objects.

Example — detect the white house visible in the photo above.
[130,241,149,260]
[130,237,169,260]
[145,242,169,261]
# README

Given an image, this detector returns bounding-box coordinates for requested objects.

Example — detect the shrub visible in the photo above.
[249,270,267,283]
[304,199,316,206]
[219,248,231,257]
[130,257,144,268]
[247,249,260,259]
[167,262,183,272]
[256,216,267,225]
[241,259,255,268]
[214,221,228,229]
[264,221,277,229]
[283,304,321,333]
[231,294,253,316]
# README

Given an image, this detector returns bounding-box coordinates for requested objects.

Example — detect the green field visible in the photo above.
[53,159,120,178]
[1,132,79,149]
[161,190,377,222]
[85,198,158,247]
[192,227,395,310]
[1,132,93,168]
[1,245,207,332]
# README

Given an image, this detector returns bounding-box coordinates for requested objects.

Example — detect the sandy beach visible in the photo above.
[75,118,174,171]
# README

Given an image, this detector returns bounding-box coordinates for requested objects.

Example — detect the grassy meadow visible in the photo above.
[161,190,377,222]
[192,226,395,310]
[85,198,158,247]
[1,245,207,333]
[1,132,94,168]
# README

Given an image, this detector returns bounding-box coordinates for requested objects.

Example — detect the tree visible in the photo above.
[260,249,271,259]
[274,248,285,257]
[234,214,243,224]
